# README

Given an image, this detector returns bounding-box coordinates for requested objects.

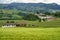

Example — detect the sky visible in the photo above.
[0,0,60,4]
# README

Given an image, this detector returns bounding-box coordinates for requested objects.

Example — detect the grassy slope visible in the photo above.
[0,28,60,40]
[0,18,60,27]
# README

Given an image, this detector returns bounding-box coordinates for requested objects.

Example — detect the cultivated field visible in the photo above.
[0,28,60,40]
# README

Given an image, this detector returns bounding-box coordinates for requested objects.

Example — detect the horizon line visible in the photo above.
[0,2,59,4]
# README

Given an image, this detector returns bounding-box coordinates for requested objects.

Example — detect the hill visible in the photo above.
[0,3,60,20]
[0,3,60,12]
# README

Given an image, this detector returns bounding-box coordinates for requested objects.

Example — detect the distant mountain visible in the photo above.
[0,3,60,12]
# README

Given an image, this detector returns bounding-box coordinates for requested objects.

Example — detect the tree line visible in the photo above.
[0,9,60,20]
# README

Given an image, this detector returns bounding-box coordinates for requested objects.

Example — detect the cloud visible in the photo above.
[0,0,12,3]
[44,0,60,4]
[0,0,60,4]
[14,0,44,3]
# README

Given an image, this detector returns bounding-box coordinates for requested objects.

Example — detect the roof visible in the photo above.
[3,23,18,25]
[35,13,46,16]
[38,15,54,19]
[2,22,27,25]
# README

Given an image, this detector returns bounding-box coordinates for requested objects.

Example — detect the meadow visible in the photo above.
[0,28,60,40]
[0,18,60,40]
[0,18,60,27]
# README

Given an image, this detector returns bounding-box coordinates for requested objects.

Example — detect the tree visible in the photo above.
[36,12,40,14]
[6,21,10,23]
[44,12,51,15]
[39,19,41,22]
[23,14,38,21]
[11,21,15,23]
[53,12,60,17]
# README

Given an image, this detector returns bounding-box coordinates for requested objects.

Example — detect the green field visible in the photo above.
[0,18,60,27]
[0,18,60,40]
[0,28,60,40]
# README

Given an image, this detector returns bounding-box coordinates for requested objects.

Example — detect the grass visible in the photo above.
[0,18,60,40]
[0,18,60,27]
[0,28,60,40]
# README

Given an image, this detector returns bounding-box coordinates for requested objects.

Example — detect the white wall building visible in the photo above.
[2,23,16,28]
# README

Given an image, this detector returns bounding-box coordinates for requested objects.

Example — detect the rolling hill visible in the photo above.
[0,3,60,12]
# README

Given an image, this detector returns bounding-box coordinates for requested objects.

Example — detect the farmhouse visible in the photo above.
[2,23,16,28]
[35,13,55,22]
[2,21,27,28]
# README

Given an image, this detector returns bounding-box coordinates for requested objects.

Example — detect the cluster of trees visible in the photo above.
[0,9,29,20]
[53,12,60,17]
[0,9,60,20]
[23,14,39,21]
[23,12,60,21]
[43,12,60,17]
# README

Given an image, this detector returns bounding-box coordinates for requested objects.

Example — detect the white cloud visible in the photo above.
[44,0,60,4]
[0,0,60,4]
[0,0,13,3]
[13,0,44,3]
